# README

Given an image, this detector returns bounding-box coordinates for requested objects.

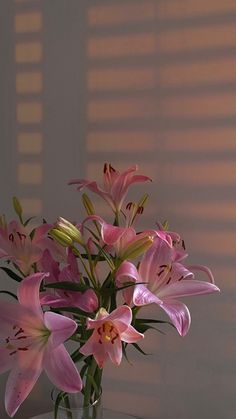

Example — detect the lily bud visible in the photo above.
[13,196,23,221]
[49,228,73,247]
[122,235,154,260]
[0,214,6,229]
[82,193,95,215]
[57,217,84,245]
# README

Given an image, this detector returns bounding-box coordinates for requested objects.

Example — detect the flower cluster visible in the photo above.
[0,164,219,417]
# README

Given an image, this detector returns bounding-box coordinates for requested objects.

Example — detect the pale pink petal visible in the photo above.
[44,344,82,392]
[72,289,99,312]
[79,333,96,356]
[33,223,51,243]
[168,262,194,283]
[107,339,122,365]
[69,180,115,210]
[17,272,49,318]
[116,261,139,305]
[0,301,41,334]
[80,334,108,368]
[139,237,173,286]
[44,311,77,349]
[120,325,144,343]
[116,261,140,286]
[92,343,108,369]
[160,299,191,336]
[5,348,43,417]
[158,280,220,300]
[101,223,126,245]
[133,284,162,306]
[107,305,132,327]
[188,264,215,284]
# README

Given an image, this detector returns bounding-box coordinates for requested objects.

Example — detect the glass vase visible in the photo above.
[51,389,103,419]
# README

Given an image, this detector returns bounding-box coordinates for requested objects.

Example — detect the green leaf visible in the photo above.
[24,216,35,227]
[135,318,174,327]
[135,323,165,335]
[132,342,150,356]
[0,290,18,300]
[115,281,146,291]
[44,281,90,292]
[122,342,133,365]
[52,306,94,318]
[53,391,64,419]
[0,267,23,282]
[93,242,115,270]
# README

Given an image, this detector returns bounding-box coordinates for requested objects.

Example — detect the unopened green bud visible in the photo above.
[57,217,84,245]
[13,196,23,221]
[0,214,7,229]
[82,193,95,215]
[162,220,169,231]
[49,228,73,247]
[122,235,154,260]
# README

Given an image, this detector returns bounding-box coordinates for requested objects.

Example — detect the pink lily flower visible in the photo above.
[116,236,220,336]
[39,250,98,312]
[80,306,144,368]
[69,163,151,212]
[0,220,51,275]
[82,215,155,259]
[0,272,82,417]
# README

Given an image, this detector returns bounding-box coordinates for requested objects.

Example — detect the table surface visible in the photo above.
[30,408,140,419]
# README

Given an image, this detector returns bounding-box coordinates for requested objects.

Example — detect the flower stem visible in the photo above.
[83,358,100,419]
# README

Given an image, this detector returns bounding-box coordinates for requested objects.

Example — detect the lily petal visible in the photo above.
[5,347,43,417]
[160,299,191,336]
[44,311,77,349]
[158,280,220,300]
[107,339,122,365]
[120,325,144,343]
[44,344,82,393]
[17,273,49,318]
[133,284,162,306]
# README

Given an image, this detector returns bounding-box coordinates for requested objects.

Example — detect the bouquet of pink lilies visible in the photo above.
[0,164,219,418]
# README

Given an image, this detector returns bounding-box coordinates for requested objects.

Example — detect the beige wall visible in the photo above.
[0,1,235,418]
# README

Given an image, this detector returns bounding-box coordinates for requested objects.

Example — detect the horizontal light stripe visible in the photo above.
[163,161,236,186]
[183,230,236,256]
[17,102,42,123]
[14,12,42,33]
[16,72,42,94]
[159,23,236,53]
[88,97,156,121]
[87,130,156,151]
[87,67,156,91]
[19,198,42,215]
[158,0,236,19]
[164,127,236,151]
[87,33,155,59]
[15,42,42,63]
[162,92,236,119]
[160,56,236,87]
[168,201,236,221]
[214,267,236,292]
[18,163,42,184]
[88,2,155,26]
[17,132,42,154]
